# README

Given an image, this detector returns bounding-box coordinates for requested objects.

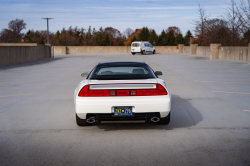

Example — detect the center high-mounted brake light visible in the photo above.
[78,84,168,97]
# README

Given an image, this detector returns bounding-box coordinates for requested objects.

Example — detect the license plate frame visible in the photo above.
[114,107,133,116]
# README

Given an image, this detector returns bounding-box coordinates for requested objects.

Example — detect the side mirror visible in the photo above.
[81,72,89,77]
[154,71,163,76]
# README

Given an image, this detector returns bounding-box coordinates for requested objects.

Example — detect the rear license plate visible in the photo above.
[114,107,133,116]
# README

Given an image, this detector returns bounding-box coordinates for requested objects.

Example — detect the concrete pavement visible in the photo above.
[0,53,250,166]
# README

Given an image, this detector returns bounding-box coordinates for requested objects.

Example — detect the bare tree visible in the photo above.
[0,29,16,43]
[165,26,181,36]
[0,18,26,43]
[123,28,134,39]
[238,0,250,33]
[194,4,209,36]
[222,0,242,45]
[8,19,26,35]
[205,19,229,44]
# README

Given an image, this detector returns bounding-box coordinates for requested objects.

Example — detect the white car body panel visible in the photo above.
[74,78,171,119]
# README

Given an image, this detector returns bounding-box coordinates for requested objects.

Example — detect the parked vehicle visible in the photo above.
[131,41,155,55]
[74,61,171,126]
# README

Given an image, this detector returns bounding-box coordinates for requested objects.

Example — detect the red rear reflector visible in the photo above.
[78,85,89,96]
[78,84,168,97]
[157,84,168,95]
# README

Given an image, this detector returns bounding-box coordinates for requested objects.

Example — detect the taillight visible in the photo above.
[78,84,168,97]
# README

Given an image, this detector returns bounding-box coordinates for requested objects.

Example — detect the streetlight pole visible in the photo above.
[42,18,53,44]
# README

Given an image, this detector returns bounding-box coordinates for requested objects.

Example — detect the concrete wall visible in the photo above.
[196,46,210,57]
[177,44,184,53]
[155,46,178,53]
[183,46,190,53]
[53,46,178,54]
[66,46,131,54]
[54,46,66,54]
[52,44,250,63]
[191,44,198,55]
[219,46,248,61]
[193,44,249,62]
[0,43,51,65]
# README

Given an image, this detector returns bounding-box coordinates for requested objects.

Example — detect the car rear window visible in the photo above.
[132,43,140,47]
[89,63,156,80]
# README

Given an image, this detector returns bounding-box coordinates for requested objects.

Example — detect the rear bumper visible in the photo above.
[75,95,171,119]
[131,51,141,53]
[84,112,161,122]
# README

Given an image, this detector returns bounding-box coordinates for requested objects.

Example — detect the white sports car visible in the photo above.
[74,61,171,126]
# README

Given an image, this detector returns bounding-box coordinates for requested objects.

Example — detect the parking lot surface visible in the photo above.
[0,53,250,166]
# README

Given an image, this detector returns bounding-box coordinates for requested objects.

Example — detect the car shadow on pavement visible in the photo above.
[0,57,64,70]
[95,95,203,131]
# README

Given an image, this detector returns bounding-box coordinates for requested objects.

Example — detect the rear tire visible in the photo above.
[132,53,135,55]
[76,114,88,126]
[158,112,170,125]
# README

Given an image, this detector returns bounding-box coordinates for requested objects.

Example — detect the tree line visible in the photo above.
[23,26,193,46]
[23,26,125,46]
[0,22,193,46]
[124,27,192,46]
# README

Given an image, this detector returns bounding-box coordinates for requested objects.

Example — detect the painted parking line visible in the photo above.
[185,74,250,77]
[177,70,250,73]
[244,110,250,112]
[0,82,52,87]
[0,93,32,98]
[194,80,250,83]
[212,91,250,95]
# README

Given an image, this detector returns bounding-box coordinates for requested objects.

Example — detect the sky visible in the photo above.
[0,0,230,36]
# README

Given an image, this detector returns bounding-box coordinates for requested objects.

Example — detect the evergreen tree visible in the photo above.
[158,30,167,46]
[24,30,32,42]
[95,27,104,46]
[68,26,73,36]
[86,26,93,46]
[92,27,96,38]
[56,30,60,39]
[61,27,66,34]
[138,27,150,41]
[175,33,184,45]
[117,41,125,46]
[148,29,158,46]
[166,31,176,46]
[131,36,137,44]
[184,30,193,46]
[103,34,113,46]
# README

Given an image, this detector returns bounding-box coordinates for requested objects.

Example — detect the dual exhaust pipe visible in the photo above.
[86,116,160,123]
[86,117,95,123]
[150,116,160,123]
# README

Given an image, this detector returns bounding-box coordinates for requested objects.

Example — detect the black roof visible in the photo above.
[99,61,145,64]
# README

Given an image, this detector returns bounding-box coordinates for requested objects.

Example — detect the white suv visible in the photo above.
[131,41,155,55]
